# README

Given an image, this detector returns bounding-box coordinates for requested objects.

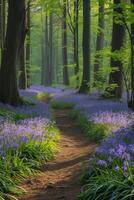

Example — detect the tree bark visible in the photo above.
[49,14,53,85]
[0,0,26,105]
[26,1,31,88]
[41,8,45,85]
[79,0,90,93]
[19,1,27,90]
[94,0,104,84]
[129,0,134,108]
[0,0,6,50]
[44,14,50,86]
[74,0,79,87]
[62,0,69,86]
[19,44,27,89]
[108,0,125,99]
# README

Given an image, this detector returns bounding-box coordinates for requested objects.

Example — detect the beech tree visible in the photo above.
[0,0,6,50]
[79,0,90,93]
[94,0,105,84]
[62,0,69,86]
[0,0,26,105]
[107,0,125,99]
[26,1,31,88]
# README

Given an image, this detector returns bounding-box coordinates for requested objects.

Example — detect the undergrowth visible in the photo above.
[69,110,109,142]
[0,108,29,122]
[0,114,60,200]
[37,92,53,103]
[51,100,75,109]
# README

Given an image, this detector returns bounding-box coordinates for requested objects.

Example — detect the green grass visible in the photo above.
[72,110,134,200]
[51,100,75,110]
[77,167,134,200]
[0,108,29,122]
[69,110,110,142]
[0,123,60,200]
[37,92,53,103]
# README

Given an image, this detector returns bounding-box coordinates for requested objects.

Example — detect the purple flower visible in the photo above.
[97,160,107,167]
[115,165,120,171]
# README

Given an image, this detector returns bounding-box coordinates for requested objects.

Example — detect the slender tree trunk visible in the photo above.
[107,0,125,99]
[79,0,90,93]
[74,0,79,87]
[0,0,26,105]
[49,14,53,85]
[0,0,6,50]
[41,9,45,85]
[62,0,69,86]
[94,0,104,84]
[129,0,134,108]
[26,1,31,88]
[44,14,50,86]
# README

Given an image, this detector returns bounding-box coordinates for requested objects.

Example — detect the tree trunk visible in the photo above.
[0,0,26,105]
[79,0,90,93]
[0,0,6,50]
[44,14,50,86]
[41,9,45,85]
[74,0,79,87]
[108,0,125,99]
[26,1,31,88]
[94,0,104,84]
[19,1,27,90]
[62,0,69,86]
[19,44,27,89]
[49,14,53,85]
[129,0,134,108]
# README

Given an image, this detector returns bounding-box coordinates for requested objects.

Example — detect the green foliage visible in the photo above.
[0,108,29,122]
[51,100,75,109]
[0,123,60,200]
[70,110,109,141]
[37,92,53,103]
[77,168,134,200]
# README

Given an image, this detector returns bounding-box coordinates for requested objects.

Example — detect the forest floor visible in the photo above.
[19,109,97,200]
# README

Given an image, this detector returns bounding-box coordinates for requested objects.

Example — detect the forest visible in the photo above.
[0,0,134,199]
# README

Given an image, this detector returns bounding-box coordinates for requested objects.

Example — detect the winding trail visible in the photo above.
[20,109,97,200]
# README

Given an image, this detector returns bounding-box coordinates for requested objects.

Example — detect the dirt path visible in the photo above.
[19,109,97,200]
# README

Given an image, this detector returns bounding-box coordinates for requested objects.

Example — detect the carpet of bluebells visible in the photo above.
[1,85,134,199]
[0,117,51,156]
[36,85,134,200]
[0,86,60,199]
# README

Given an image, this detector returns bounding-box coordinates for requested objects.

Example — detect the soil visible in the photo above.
[19,109,97,200]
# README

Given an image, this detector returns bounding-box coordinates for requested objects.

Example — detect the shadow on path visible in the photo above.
[19,109,97,200]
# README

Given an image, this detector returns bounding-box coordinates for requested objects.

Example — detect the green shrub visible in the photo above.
[70,110,109,141]
[37,92,53,103]
[51,100,75,109]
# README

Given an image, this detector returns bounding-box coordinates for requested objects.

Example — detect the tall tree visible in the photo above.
[79,0,91,93]
[41,8,45,85]
[0,0,26,105]
[128,0,134,108]
[107,0,125,99]
[49,13,54,85]
[26,0,31,88]
[0,0,6,50]
[94,0,105,84]
[44,14,50,86]
[19,1,28,89]
[66,0,80,87]
[74,0,80,87]
[62,0,69,86]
